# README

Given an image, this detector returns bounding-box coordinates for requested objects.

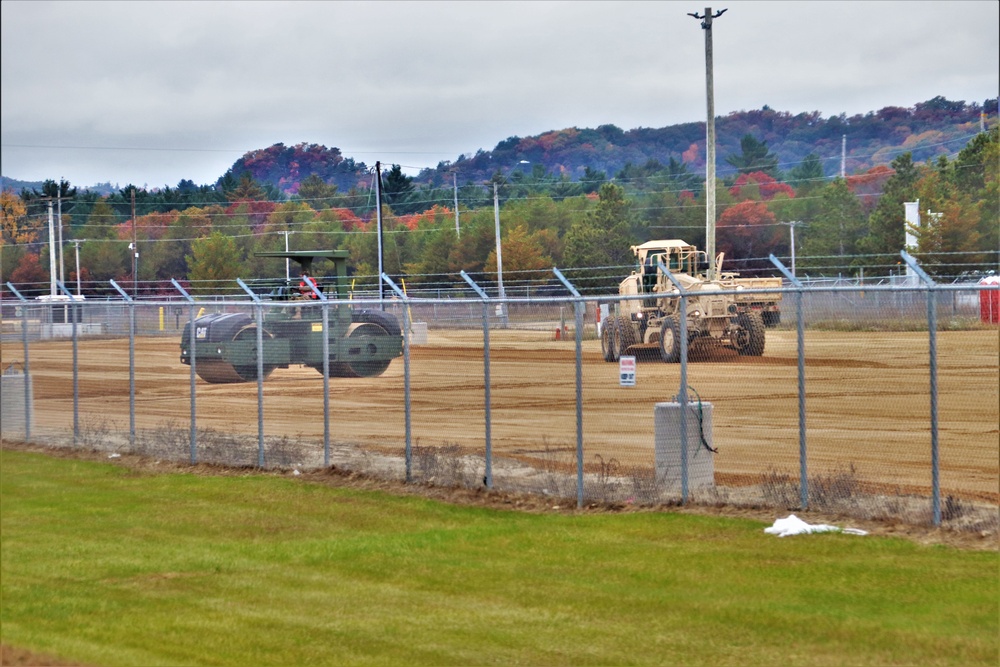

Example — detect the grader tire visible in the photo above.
[614,316,638,358]
[734,311,766,356]
[601,320,617,362]
[659,315,683,363]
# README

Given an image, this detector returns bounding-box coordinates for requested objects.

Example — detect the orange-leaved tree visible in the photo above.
[484,224,554,285]
[716,200,783,270]
[728,171,795,201]
[1,190,32,246]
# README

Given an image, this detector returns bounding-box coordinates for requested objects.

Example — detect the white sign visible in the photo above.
[619,355,636,386]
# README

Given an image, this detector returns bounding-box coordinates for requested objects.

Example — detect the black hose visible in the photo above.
[687,386,718,454]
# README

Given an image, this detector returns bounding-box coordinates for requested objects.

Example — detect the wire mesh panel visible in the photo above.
[1,281,996,529]
[932,315,999,528]
[19,303,96,447]
[405,315,490,489]
[461,299,583,499]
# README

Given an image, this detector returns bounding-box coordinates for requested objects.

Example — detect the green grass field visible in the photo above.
[1,449,997,667]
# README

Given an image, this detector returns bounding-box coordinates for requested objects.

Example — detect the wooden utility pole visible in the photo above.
[690,7,726,280]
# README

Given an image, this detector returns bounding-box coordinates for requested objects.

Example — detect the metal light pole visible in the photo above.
[284,230,290,281]
[780,221,799,277]
[131,188,138,298]
[57,188,65,284]
[790,222,796,277]
[492,182,505,311]
[375,161,385,309]
[453,172,460,238]
[46,201,57,296]
[73,240,83,296]
[690,7,726,281]
[492,160,529,326]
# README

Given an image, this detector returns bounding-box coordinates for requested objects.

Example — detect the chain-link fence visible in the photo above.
[2,276,997,531]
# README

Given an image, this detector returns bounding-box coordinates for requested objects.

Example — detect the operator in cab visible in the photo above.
[298,270,319,299]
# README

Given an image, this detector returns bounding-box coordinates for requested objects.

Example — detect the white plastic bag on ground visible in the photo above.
[764,514,867,537]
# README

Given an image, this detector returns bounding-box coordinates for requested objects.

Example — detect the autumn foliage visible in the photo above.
[729,172,795,201]
[717,200,784,267]
[2,100,996,292]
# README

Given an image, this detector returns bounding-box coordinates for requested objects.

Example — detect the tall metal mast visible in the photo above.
[690,7,726,280]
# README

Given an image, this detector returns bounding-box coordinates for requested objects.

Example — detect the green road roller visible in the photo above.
[179,250,403,383]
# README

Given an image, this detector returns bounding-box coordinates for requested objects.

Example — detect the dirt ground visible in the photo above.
[2,327,996,500]
[3,324,1000,526]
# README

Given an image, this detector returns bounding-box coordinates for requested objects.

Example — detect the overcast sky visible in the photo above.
[2,0,997,189]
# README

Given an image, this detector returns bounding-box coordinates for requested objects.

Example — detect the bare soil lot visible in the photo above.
[2,328,997,503]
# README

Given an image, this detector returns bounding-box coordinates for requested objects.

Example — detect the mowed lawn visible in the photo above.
[1,450,996,667]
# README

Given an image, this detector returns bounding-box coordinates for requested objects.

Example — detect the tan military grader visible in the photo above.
[601,240,781,363]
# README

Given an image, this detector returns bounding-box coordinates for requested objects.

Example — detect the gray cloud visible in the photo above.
[2,0,997,188]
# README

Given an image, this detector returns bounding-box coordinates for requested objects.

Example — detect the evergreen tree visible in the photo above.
[404,226,457,283]
[295,174,339,213]
[661,157,701,195]
[382,164,416,214]
[859,152,921,273]
[725,135,780,178]
[581,167,607,194]
[798,179,866,274]
[151,207,212,280]
[563,183,635,290]
[952,127,999,268]
[787,153,826,192]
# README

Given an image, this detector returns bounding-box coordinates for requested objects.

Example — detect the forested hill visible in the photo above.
[223,96,996,194]
[4,96,997,296]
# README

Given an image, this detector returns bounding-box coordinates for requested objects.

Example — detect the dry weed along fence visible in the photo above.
[1,279,997,532]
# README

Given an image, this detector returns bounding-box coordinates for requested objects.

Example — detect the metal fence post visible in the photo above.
[237,278,265,467]
[6,282,32,440]
[256,303,264,466]
[461,271,493,489]
[658,261,690,503]
[302,277,332,466]
[110,280,135,448]
[322,298,331,467]
[553,268,585,509]
[901,252,941,526]
[171,279,197,464]
[770,255,808,509]
[382,274,413,483]
[56,282,81,445]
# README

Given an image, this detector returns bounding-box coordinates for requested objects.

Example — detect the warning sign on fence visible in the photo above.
[619,355,636,386]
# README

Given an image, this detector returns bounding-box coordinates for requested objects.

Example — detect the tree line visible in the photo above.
[2,127,997,297]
